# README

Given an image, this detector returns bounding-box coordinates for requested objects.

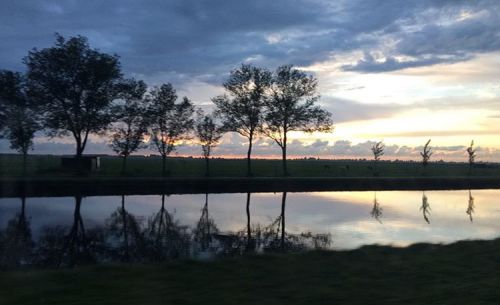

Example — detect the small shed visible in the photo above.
[61,156,101,172]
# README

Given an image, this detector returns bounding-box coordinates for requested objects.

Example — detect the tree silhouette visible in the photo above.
[466,140,476,174]
[109,79,148,175]
[421,139,432,168]
[263,65,333,176]
[371,141,384,176]
[214,64,271,176]
[195,110,223,176]
[145,84,194,176]
[0,70,39,175]
[25,34,122,170]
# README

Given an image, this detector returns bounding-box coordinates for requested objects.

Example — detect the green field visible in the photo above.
[1,238,499,305]
[1,154,500,177]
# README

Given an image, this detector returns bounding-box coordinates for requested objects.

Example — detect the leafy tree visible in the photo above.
[195,110,223,176]
[145,84,194,176]
[421,139,432,167]
[109,79,148,175]
[214,64,271,176]
[466,140,476,174]
[263,65,332,176]
[0,70,39,175]
[24,34,122,167]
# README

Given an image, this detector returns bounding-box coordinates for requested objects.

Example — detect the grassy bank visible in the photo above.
[1,154,500,178]
[1,238,500,305]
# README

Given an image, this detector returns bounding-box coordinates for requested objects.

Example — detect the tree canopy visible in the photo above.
[145,83,194,176]
[263,65,333,175]
[214,64,272,176]
[109,78,148,174]
[25,34,122,159]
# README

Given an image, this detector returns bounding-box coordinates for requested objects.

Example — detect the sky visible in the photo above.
[1,0,500,161]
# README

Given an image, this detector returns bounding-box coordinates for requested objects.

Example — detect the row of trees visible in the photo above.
[370,139,478,173]
[0,34,333,176]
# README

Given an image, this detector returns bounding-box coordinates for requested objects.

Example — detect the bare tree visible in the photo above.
[371,141,384,176]
[263,65,333,176]
[25,34,122,171]
[0,70,39,175]
[145,84,194,176]
[213,64,271,176]
[109,79,148,175]
[421,139,432,168]
[466,140,476,174]
[195,110,223,176]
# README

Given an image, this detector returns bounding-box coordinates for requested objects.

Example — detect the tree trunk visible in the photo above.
[205,156,210,177]
[22,152,27,177]
[247,134,253,177]
[282,143,288,176]
[75,139,84,175]
[121,156,128,176]
[161,155,167,177]
[280,192,287,251]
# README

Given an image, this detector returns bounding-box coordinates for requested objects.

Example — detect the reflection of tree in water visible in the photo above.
[145,194,190,260]
[420,192,431,224]
[224,192,332,254]
[105,195,145,262]
[37,195,103,267]
[466,190,475,223]
[0,197,33,268]
[370,192,383,223]
[2,193,334,269]
[192,194,219,253]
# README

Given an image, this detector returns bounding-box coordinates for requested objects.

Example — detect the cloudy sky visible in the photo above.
[1,0,500,161]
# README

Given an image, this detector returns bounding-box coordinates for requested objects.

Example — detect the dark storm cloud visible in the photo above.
[1,0,499,79]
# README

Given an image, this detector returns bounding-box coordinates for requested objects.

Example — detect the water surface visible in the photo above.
[1,190,499,268]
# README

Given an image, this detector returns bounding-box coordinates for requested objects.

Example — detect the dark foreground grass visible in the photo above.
[2,154,500,177]
[1,239,500,305]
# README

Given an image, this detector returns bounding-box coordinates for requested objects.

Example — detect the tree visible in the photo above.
[0,70,39,175]
[195,110,223,176]
[263,65,333,176]
[466,140,476,174]
[421,139,432,167]
[213,64,271,176]
[25,34,122,169]
[145,84,194,176]
[371,141,384,176]
[109,79,148,175]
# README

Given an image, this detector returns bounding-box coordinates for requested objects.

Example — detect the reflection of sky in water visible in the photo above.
[1,190,499,250]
